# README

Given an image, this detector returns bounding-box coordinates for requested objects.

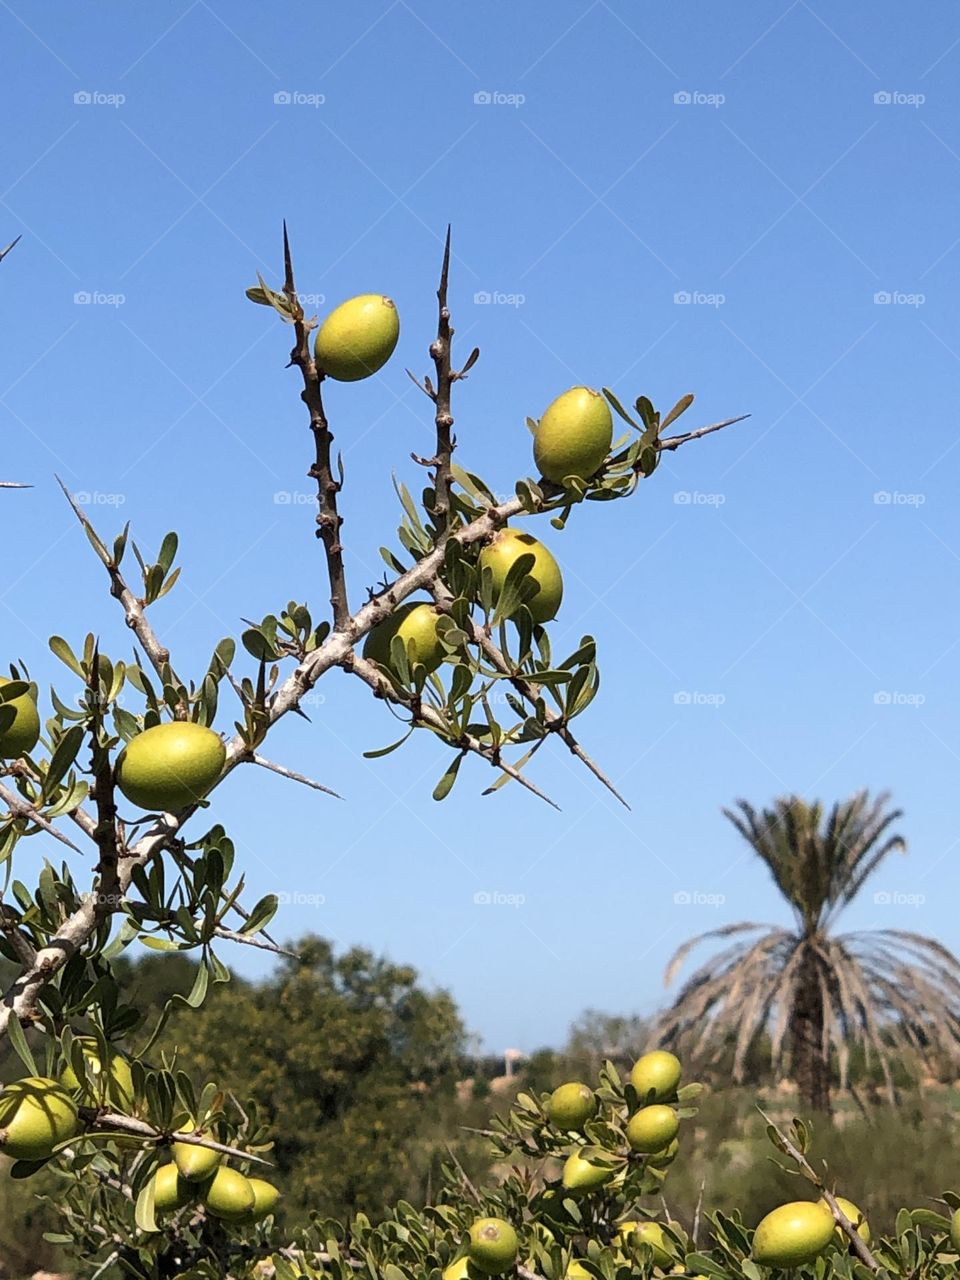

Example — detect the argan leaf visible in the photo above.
[433,753,464,801]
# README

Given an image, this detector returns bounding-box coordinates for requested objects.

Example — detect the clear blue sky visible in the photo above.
[2,2,959,1054]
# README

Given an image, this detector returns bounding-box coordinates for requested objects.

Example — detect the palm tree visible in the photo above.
[655,791,960,1113]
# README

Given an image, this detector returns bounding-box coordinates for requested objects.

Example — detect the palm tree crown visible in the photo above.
[655,791,960,1110]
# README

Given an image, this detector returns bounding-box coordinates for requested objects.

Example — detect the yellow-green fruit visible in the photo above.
[630,1050,682,1102]
[479,528,563,623]
[173,1133,222,1183]
[0,1076,79,1161]
[561,1149,615,1192]
[618,1220,673,1266]
[565,1263,592,1279]
[363,602,445,676]
[60,1037,135,1110]
[951,1207,960,1252]
[626,1104,679,1153]
[116,721,225,813]
[0,677,40,759]
[468,1217,519,1275]
[645,1136,679,1168]
[826,1197,870,1246]
[752,1201,835,1268]
[153,1163,191,1213]
[534,386,612,484]
[443,1261,471,1280]
[548,1082,596,1130]
[201,1165,257,1222]
[314,293,400,382]
[243,1177,281,1222]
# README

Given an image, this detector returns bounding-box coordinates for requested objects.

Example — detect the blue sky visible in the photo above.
[2,1,959,1054]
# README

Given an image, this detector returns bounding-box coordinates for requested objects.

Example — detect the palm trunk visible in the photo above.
[790,943,831,1114]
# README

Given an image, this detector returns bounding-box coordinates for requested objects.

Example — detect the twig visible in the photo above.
[0,905,37,967]
[0,235,21,263]
[282,222,349,630]
[0,779,84,852]
[659,414,750,452]
[250,753,343,799]
[429,226,456,535]
[0,481,30,489]
[445,1142,483,1206]
[7,758,98,840]
[430,581,629,808]
[346,652,560,810]
[84,1110,272,1166]
[56,477,186,710]
[212,926,299,959]
[756,1107,880,1272]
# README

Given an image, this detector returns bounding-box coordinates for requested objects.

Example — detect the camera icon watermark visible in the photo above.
[674,890,726,907]
[473,889,526,908]
[273,90,325,107]
[74,290,126,307]
[473,289,526,307]
[674,290,725,308]
[74,490,126,507]
[873,490,925,506]
[674,490,726,506]
[74,90,126,108]
[873,90,925,108]
[673,690,726,707]
[674,90,725,108]
[873,290,925,307]
[473,90,526,107]
[873,890,925,907]
[873,690,925,707]
[274,490,314,505]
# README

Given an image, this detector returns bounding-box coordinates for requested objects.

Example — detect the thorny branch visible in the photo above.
[282,222,350,630]
[757,1107,880,1272]
[0,225,743,1052]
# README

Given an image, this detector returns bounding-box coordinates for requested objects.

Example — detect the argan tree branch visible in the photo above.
[0,778,84,853]
[429,225,457,535]
[56,476,186,708]
[282,223,350,630]
[250,753,343,799]
[757,1108,880,1272]
[346,651,560,810]
[429,579,629,809]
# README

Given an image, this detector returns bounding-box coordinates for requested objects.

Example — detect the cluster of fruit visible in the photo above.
[307,291,615,677]
[151,1146,279,1226]
[0,1039,279,1228]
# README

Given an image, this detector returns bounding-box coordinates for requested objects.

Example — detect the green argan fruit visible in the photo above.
[479,527,563,623]
[561,1149,616,1192]
[951,1207,960,1252]
[533,386,612,484]
[630,1050,682,1101]
[443,1259,472,1280]
[0,1076,79,1161]
[468,1217,519,1275]
[116,721,225,813]
[60,1037,135,1111]
[0,677,40,759]
[314,293,400,382]
[153,1163,191,1213]
[201,1165,256,1222]
[618,1220,673,1266]
[173,1129,222,1183]
[547,1082,596,1131]
[826,1196,870,1246]
[751,1201,835,1268]
[626,1104,679,1153]
[242,1177,281,1222]
[362,602,445,676]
